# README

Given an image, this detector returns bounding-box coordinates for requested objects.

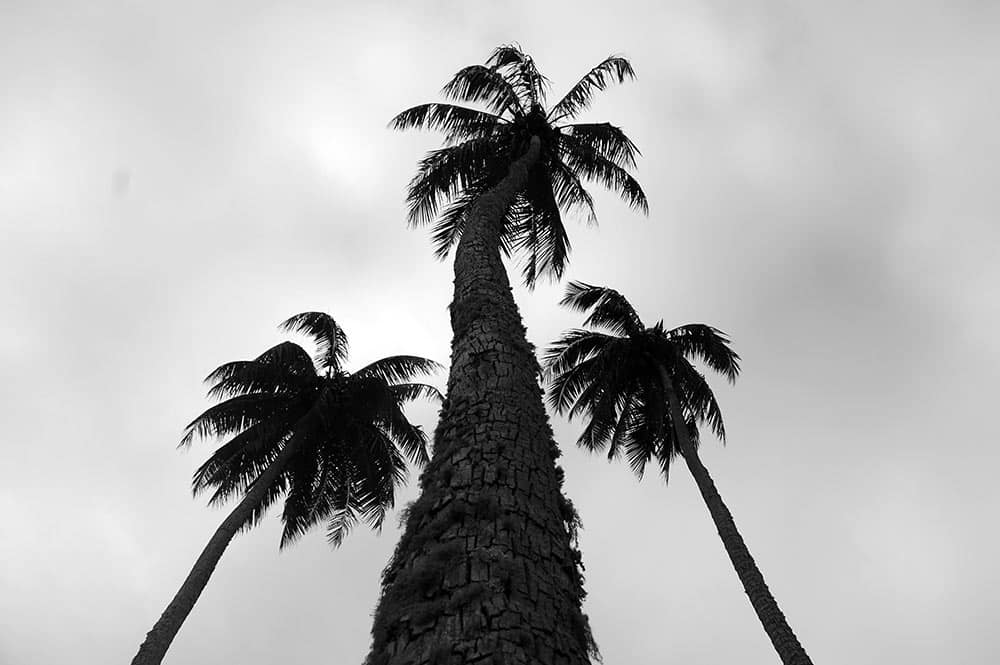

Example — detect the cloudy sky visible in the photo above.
[2,1,998,663]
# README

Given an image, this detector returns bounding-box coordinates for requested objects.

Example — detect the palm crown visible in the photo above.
[543,282,740,479]
[392,44,648,286]
[182,312,442,547]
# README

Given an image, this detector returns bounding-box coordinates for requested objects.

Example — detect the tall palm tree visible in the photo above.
[543,282,814,665]
[131,312,441,665]
[366,46,646,664]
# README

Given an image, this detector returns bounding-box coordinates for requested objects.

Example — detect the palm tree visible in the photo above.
[365,46,646,664]
[543,282,814,665]
[131,312,441,665]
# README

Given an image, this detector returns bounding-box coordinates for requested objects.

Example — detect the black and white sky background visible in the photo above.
[2,1,998,663]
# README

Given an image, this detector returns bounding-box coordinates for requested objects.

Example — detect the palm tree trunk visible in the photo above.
[366,137,596,665]
[659,368,813,665]
[131,440,300,665]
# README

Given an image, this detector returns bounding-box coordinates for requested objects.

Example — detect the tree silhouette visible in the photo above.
[131,312,441,665]
[544,282,814,665]
[365,46,645,664]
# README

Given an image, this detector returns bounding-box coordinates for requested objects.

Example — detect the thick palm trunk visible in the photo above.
[131,440,300,665]
[660,371,813,665]
[366,137,595,665]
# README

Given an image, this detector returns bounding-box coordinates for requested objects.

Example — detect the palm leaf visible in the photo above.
[441,65,524,117]
[560,282,645,336]
[406,136,508,227]
[511,169,569,287]
[390,382,444,404]
[280,312,349,372]
[354,355,444,384]
[549,55,636,123]
[180,393,295,447]
[665,324,741,383]
[488,44,549,107]
[562,123,640,169]
[389,103,505,144]
[559,133,649,214]
[550,159,597,225]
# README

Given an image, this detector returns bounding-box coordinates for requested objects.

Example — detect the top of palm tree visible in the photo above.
[180,312,443,547]
[392,44,648,286]
[543,283,740,479]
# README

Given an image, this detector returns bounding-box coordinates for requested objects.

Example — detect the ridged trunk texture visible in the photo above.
[131,440,301,665]
[661,373,813,665]
[366,138,595,665]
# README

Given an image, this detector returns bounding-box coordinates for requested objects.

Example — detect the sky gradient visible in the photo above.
[2,1,998,663]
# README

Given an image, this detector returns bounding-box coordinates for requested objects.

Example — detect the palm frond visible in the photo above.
[201,441,286,510]
[549,55,635,123]
[180,393,295,447]
[575,372,633,454]
[253,341,318,376]
[665,324,741,383]
[390,382,444,404]
[190,417,298,495]
[511,168,569,287]
[390,103,505,144]
[560,281,645,336]
[204,351,315,401]
[441,65,524,117]
[606,391,639,461]
[542,328,617,382]
[550,159,597,225]
[354,356,444,384]
[562,123,640,169]
[488,44,550,107]
[406,136,508,227]
[559,133,648,214]
[672,359,727,441]
[277,451,321,547]
[280,312,349,372]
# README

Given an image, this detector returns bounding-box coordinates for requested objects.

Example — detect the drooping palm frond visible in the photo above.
[664,324,742,384]
[558,133,648,214]
[204,343,316,400]
[562,123,640,169]
[406,136,510,227]
[180,393,295,447]
[191,417,299,495]
[670,358,727,441]
[549,159,597,225]
[542,328,616,382]
[441,65,524,117]
[511,167,570,286]
[280,312,349,372]
[559,281,645,336]
[549,55,636,123]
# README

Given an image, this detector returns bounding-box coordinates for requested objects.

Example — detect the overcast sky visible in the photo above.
[2,1,998,663]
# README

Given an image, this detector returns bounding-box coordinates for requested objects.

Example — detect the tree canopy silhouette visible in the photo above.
[544,283,813,665]
[392,44,647,285]
[131,312,441,665]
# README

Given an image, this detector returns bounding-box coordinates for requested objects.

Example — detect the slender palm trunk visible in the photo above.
[366,137,595,665]
[131,440,300,665]
[659,368,813,665]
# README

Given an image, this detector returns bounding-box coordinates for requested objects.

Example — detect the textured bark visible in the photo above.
[660,368,813,665]
[366,137,595,665]
[131,440,301,665]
